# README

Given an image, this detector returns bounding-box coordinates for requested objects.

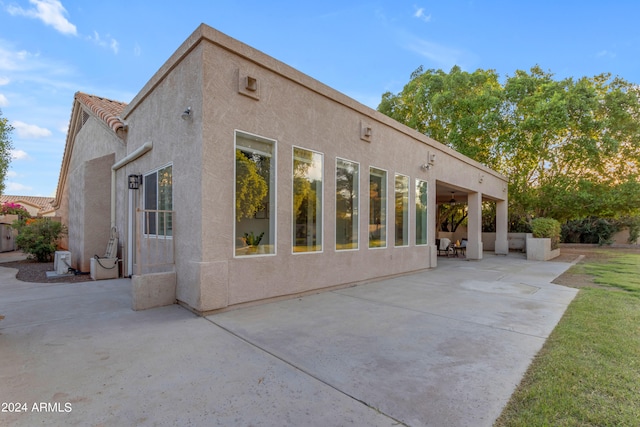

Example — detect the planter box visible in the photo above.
[526,237,560,261]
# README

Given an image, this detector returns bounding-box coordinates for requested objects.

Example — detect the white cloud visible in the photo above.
[88,31,119,54]
[12,121,52,139]
[0,93,7,107]
[414,7,432,23]
[5,181,33,193]
[597,50,616,59]
[10,149,30,160]
[6,171,17,178]
[0,76,9,85]
[6,0,77,36]
[405,37,463,69]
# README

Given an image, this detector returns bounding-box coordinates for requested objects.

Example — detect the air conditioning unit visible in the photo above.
[54,251,72,275]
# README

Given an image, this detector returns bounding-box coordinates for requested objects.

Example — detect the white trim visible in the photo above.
[335,157,360,252]
[394,172,410,248]
[292,145,324,255]
[415,178,429,246]
[368,166,388,249]
[234,130,277,258]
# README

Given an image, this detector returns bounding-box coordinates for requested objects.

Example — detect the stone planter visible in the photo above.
[526,237,560,261]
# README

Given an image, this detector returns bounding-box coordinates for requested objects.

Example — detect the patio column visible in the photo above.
[467,191,483,260]
[495,199,508,255]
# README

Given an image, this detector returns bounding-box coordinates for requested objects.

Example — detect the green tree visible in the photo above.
[379,66,640,226]
[235,150,268,221]
[0,109,14,195]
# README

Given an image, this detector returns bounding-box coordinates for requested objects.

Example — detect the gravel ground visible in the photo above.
[0,258,93,283]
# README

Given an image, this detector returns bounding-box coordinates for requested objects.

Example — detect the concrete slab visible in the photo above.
[0,253,578,426]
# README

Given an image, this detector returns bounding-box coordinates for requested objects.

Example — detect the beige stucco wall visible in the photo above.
[64,116,124,272]
[119,24,508,313]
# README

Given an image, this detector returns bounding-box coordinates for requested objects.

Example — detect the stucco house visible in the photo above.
[54,23,509,313]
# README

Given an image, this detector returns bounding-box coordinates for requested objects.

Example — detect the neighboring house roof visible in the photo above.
[52,92,128,210]
[0,195,56,216]
[74,92,128,134]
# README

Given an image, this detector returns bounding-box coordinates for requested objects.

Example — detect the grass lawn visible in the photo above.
[495,251,640,427]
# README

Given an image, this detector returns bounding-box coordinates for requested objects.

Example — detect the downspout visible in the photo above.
[111,141,153,228]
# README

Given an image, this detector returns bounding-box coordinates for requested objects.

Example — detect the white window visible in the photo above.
[415,179,428,245]
[369,167,387,248]
[293,147,323,253]
[336,158,359,251]
[143,164,173,237]
[395,173,409,247]
[235,131,276,256]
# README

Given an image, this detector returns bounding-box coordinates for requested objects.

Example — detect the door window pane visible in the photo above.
[415,179,428,245]
[395,174,409,247]
[336,158,359,250]
[293,147,323,253]
[235,132,276,256]
[369,167,387,248]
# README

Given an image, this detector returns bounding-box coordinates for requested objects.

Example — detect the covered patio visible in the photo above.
[434,180,509,260]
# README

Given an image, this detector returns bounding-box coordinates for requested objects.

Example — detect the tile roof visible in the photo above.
[1,195,56,214]
[75,92,128,133]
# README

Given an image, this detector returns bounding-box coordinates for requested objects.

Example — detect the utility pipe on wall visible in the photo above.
[111,141,153,228]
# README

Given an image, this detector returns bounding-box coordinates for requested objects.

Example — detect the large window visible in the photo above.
[235,131,276,256]
[369,167,387,248]
[144,164,173,237]
[293,147,323,253]
[415,179,428,245]
[336,158,359,250]
[395,174,409,247]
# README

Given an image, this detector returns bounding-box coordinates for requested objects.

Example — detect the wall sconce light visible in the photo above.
[128,174,142,190]
[479,174,485,183]
[181,107,192,120]
[420,163,431,171]
[449,192,457,206]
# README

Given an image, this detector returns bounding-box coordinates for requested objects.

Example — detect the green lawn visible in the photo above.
[495,252,640,427]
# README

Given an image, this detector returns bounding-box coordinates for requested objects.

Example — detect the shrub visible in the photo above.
[531,217,561,249]
[561,217,620,246]
[13,218,67,262]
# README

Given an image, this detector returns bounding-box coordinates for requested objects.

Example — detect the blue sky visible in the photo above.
[1,0,639,197]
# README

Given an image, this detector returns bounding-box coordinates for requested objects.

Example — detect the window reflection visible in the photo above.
[336,158,359,250]
[293,147,323,252]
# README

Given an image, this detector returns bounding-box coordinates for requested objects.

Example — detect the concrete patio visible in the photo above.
[0,253,578,426]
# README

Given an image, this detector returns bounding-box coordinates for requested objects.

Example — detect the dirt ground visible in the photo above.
[550,244,640,289]
[0,245,638,285]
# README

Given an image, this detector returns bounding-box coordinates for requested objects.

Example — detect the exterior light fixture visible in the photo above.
[449,192,456,206]
[181,107,192,120]
[128,174,142,190]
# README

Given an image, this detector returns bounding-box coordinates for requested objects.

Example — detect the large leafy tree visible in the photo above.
[379,66,640,225]
[0,109,14,196]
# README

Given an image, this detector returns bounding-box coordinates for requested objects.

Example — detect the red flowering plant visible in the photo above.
[1,202,31,218]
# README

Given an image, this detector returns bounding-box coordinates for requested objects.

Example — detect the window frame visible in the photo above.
[368,166,388,249]
[292,146,324,254]
[335,157,360,251]
[233,130,277,258]
[394,173,410,247]
[415,179,428,246]
[143,163,173,239]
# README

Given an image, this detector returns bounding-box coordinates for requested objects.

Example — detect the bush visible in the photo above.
[561,217,620,246]
[531,217,561,250]
[13,218,67,262]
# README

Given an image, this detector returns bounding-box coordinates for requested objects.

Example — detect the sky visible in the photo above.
[1,0,640,198]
